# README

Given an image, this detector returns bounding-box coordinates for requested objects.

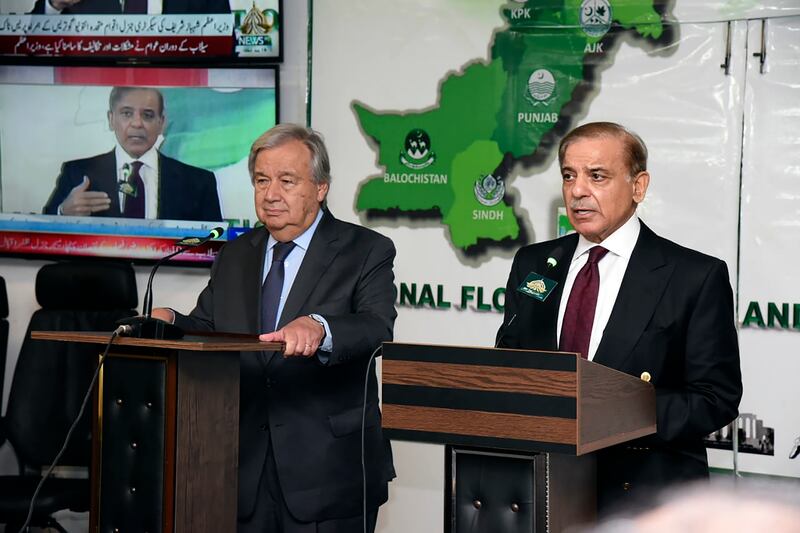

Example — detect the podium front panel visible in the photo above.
[382,343,579,454]
[98,354,169,532]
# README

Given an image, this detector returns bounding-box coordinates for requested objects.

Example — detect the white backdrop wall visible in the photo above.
[309,1,800,531]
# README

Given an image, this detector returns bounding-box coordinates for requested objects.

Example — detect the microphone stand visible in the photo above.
[118,229,223,339]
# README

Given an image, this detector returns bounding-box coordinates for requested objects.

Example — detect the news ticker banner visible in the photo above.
[311,0,800,488]
[0,213,251,262]
[0,0,279,59]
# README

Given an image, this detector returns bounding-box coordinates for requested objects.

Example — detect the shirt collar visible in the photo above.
[573,213,641,262]
[267,208,324,253]
[115,143,159,170]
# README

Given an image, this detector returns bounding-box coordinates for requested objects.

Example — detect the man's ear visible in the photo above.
[107,110,113,130]
[316,181,330,203]
[632,171,650,204]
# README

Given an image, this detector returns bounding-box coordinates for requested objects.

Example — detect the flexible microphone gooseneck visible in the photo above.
[117,226,225,339]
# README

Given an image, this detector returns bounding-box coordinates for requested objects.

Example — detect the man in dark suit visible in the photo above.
[43,86,222,222]
[498,122,742,514]
[31,0,230,14]
[152,124,396,532]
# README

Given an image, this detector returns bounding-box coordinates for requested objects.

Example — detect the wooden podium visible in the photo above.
[31,331,279,533]
[381,342,656,532]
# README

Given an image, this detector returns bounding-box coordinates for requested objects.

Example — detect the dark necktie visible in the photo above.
[122,161,145,218]
[122,0,147,13]
[559,246,609,358]
[261,241,296,333]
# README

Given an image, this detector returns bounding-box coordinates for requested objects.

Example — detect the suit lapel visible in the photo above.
[94,150,122,215]
[536,237,576,349]
[278,210,341,329]
[515,235,576,350]
[246,227,269,335]
[593,223,674,370]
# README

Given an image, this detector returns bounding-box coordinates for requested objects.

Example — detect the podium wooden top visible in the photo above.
[31,330,282,352]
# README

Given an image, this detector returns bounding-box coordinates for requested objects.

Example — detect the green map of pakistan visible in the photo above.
[354,0,669,253]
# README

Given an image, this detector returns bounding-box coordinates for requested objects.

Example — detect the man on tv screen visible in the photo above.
[43,86,223,222]
[30,0,230,14]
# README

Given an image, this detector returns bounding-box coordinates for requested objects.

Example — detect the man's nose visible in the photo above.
[263,181,281,201]
[130,112,144,127]
[570,174,591,197]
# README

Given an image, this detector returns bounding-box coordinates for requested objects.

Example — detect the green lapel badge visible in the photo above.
[517,272,558,302]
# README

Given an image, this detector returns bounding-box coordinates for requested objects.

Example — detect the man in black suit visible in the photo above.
[498,122,742,514]
[31,0,230,14]
[151,124,396,532]
[43,86,222,222]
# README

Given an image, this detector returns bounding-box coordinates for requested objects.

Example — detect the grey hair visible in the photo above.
[558,121,648,177]
[248,123,331,185]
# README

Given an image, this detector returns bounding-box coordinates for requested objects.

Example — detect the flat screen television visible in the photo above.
[0,64,277,263]
[0,0,281,65]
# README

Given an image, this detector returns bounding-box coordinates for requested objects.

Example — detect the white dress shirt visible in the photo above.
[115,144,160,219]
[556,214,641,361]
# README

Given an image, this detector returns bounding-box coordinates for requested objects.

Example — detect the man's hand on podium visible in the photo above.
[259,316,325,358]
[150,307,176,323]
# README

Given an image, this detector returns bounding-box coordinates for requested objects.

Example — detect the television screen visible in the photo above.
[0,64,277,263]
[0,0,281,64]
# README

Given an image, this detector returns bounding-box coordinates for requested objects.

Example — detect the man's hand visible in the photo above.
[260,316,326,358]
[150,308,175,323]
[59,176,111,216]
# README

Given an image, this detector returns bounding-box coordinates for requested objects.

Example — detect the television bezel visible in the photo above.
[0,0,283,67]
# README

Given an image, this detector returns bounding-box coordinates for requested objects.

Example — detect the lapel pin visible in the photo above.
[640,371,651,383]
[546,257,558,268]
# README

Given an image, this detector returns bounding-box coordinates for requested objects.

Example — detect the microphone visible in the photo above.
[117,226,225,339]
[495,313,517,348]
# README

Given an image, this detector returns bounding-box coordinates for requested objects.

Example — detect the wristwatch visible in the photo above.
[308,314,327,343]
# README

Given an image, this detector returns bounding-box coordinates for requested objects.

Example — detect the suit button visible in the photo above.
[265,378,272,388]
[473,499,482,510]
[623,482,631,491]
[510,503,520,512]
[259,424,268,431]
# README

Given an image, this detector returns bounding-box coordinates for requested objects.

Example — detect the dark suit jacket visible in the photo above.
[31,0,230,14]
[42,150,222,222]
[172,210,397,523]
[498,221,742,509]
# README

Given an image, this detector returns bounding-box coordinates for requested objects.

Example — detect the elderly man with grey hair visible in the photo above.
[153,123,396,532]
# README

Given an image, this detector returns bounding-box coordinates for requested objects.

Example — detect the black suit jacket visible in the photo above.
[42,150,222,222]
[499,221,742,508]
[31,0,230,14]
[172,210,397,522]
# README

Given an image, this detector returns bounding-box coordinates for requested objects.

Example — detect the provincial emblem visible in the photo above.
[525,69,556,106]
[474,174,505,206]
[580,0,612,38]
[400,129,436,170]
